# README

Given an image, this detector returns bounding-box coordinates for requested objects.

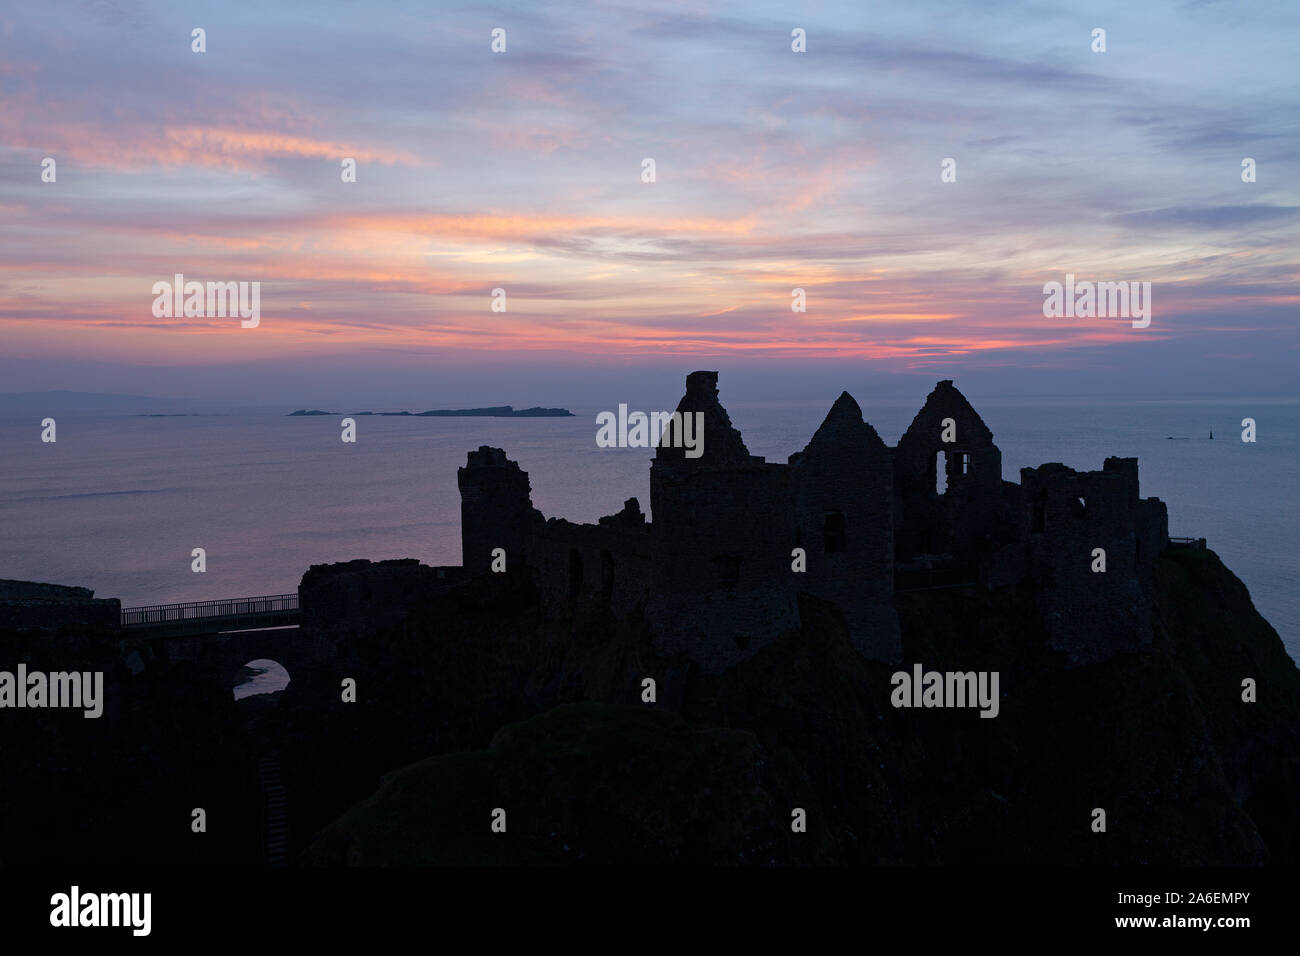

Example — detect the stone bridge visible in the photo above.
[122,593,322,690]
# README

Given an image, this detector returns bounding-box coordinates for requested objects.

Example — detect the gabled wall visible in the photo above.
[894,380,1008,565]
[789,392,899,661]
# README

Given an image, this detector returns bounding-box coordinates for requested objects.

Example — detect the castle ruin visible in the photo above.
[456,371,1170,672]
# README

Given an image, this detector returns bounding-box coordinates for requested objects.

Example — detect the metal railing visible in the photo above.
[121,593,298,627]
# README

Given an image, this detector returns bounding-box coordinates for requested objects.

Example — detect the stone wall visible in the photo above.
[1020,462,1154,666]
[523,504,653,618]
[1105,456,1169,580]
[648,459,801,671]
[299,559,459,643]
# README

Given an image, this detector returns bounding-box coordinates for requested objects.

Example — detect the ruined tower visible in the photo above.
[457,446,538,575]
[647,371,800,671]
[1019,457,1167,666]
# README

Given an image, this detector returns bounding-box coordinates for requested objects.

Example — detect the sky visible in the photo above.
[0,0,1297,407]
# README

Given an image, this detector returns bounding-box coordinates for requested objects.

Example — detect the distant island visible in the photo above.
[289,406,573,418]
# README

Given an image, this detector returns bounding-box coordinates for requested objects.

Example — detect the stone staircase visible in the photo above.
[255,752,288,866]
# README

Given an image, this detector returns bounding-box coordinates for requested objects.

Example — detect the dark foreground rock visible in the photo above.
[300,547,1300,865]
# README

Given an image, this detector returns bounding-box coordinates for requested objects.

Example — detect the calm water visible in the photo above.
[2,395,1297,664]
[232,658,292,700]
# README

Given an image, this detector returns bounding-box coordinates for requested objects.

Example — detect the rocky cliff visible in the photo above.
[299,546,1300,865]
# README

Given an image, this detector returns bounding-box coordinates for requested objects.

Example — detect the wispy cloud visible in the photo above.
[0,0,1296,395]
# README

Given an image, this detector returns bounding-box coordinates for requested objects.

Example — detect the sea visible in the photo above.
[3,395,1297,686]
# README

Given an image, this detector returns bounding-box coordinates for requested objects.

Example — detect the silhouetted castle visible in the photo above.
[457,371,1170,672]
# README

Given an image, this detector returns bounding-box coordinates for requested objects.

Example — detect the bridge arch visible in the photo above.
[233,658,292,700]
